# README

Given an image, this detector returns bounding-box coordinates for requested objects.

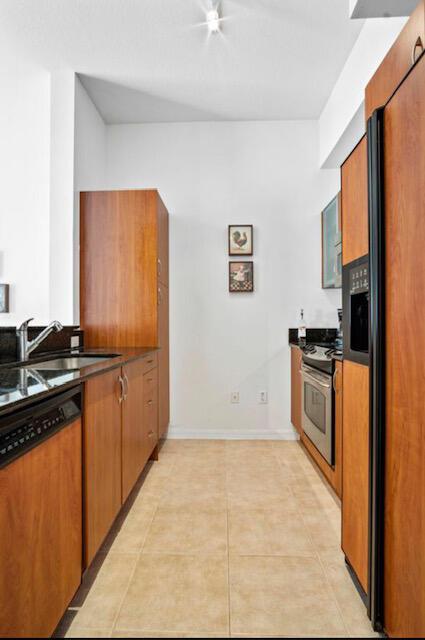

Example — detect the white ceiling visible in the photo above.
[0,0,364,123]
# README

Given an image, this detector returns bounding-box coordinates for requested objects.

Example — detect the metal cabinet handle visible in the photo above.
[157,287,162,306]
[300,369,331,390]
[333,369,339,393]
[148,430,154,438]
[147,399,153,406]
[123,374,129,400]
[118,375,125,403]
[158,259,162,276]
[412,36,424,64]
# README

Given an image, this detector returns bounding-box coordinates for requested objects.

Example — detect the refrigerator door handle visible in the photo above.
[367,107,386,633]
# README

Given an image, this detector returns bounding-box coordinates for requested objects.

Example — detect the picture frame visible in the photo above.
[229,261,254,293]
[321,194,341,289]
[228,225,253,256]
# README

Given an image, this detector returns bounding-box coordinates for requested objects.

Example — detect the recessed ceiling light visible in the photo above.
[206,8,221,33]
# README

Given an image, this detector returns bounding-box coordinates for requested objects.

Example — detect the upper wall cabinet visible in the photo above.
[341,136,368,265]
[365,0,425,119]
[321,193,342,289]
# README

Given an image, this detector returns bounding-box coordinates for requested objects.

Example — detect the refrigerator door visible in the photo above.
[369,53,425,637]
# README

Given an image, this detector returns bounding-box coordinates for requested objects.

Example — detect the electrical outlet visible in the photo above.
[231,392,239,404]
[259,391,268,404]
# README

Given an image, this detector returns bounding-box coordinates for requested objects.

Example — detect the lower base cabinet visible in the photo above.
[290,346,302,433]
[84,368,122,568]
[84,358,159,568]
[341,360,369,593]
[0,419,82,638]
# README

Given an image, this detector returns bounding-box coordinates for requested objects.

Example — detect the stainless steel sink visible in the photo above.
[21,354,120,370]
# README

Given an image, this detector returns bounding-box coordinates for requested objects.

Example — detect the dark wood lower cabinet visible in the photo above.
[0,419,82,638]
[122,358,146,503]
[341,360,369,594]
[290,346,302,434]
[83,369,122,568]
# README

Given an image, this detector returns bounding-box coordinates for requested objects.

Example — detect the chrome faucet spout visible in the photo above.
[16,318,64,362]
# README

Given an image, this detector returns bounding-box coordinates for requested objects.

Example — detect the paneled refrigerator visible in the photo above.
[368,52,425,636]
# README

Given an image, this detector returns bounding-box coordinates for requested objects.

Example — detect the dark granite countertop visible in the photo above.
[0,347,158,418]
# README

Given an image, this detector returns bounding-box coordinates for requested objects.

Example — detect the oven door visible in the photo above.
[301,363,334,465]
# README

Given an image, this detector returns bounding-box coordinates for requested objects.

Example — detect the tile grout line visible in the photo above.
[225,442,232,639]
[108,455,175,637]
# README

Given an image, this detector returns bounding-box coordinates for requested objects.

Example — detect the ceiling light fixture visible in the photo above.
[206,5,221,34]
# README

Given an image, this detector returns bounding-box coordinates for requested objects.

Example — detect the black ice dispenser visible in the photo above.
[342,254,369,365]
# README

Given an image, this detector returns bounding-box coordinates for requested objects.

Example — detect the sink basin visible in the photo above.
[22,354,120,370]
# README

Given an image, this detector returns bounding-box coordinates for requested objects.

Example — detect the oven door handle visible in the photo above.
[300,370,331,390]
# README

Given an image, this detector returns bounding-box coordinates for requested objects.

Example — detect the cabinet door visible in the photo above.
[290,346,302,434]
[333,361,343,498]
[122,360,146,502]
[365,0,424,120]
[158,284,170,439]
[122,358,146,503]
[0,420,82,638]
[342,360,369,593]
[341,136,368,265]
[156,192,169,287]
[84,369,122,568]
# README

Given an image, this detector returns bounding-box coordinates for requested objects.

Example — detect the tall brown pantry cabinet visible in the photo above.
[80,189,170,439]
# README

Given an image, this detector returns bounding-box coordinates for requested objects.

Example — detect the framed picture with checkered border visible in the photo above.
[229,261,254,292]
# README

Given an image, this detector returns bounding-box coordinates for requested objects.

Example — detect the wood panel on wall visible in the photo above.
[0,420,82,638]
[383,54,425,638]
[341,360,369,593]
[341,136,368,265]
[365,0,425,120]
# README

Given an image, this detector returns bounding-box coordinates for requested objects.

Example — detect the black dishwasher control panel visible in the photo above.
[0,386,81,468]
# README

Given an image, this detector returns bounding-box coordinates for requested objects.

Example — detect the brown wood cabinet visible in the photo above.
[0,419,82,638]
[290,346,302,434]
[341,136,368,266]
[122,358,146,503]
[83,369,122,568]
[300,360,342,498]
[365,0,425,120]
[341,360,369,593]
[80,189,170,439]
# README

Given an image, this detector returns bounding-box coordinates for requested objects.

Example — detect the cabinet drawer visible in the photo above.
[365,0,424,119]
[143,367,158,397]
[141,352,158,375]
[143,391,158,454]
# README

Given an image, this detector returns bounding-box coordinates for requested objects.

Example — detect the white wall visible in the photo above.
[319,17,407,168]
[0,72,51,326]
[49,70,76,324]
[106,121,341,438]
[74,77,107,321]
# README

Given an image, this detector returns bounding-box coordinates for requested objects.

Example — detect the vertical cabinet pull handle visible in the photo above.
[118,375,125,403]
[147,399,153,406]
[123,374,129,400]
[158,288,162,306]
[412,36,424,64]
[333,370,338,393]
[158,259,162,276]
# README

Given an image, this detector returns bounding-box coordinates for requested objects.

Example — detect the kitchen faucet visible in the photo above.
[16,318,64,362]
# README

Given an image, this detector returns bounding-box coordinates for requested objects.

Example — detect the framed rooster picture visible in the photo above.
[228,225,253,256]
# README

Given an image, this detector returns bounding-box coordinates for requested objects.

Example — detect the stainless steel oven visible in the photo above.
[301,362,333,465]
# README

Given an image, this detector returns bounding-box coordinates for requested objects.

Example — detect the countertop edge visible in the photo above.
[0,347,159,418]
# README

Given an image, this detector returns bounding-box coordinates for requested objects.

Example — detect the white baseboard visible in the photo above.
[166,424,299,441]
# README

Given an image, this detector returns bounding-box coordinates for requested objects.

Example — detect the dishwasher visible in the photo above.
[0,385,83,638]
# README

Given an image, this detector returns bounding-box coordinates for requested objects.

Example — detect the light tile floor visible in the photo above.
[55,440,378,638]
